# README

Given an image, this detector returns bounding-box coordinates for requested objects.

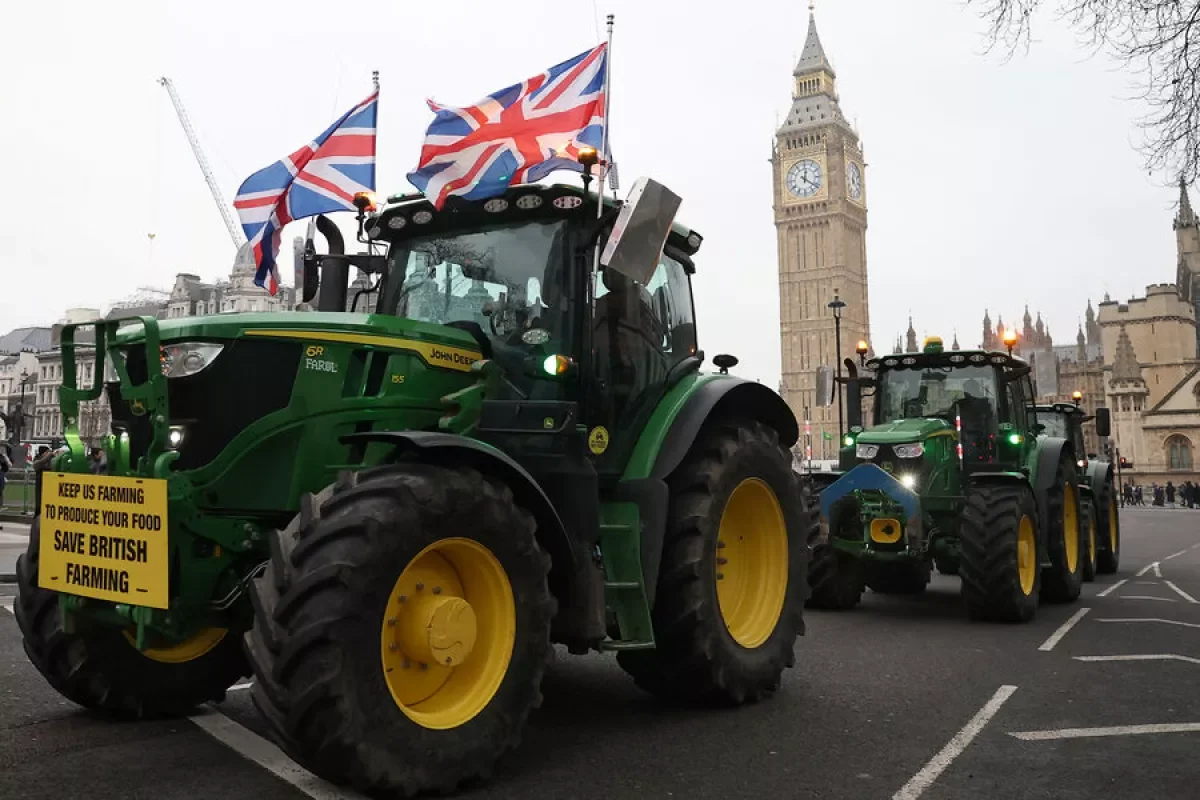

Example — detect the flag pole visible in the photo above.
[596,13,614,224]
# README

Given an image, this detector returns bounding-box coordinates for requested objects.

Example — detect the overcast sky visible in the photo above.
[0,1,1181,387]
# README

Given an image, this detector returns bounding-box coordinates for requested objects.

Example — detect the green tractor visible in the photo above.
[1032,396,1120,578]
[15,177,818,796]
[807,336,1085,622]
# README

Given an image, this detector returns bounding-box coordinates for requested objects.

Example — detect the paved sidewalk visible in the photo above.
[0,522,29,581]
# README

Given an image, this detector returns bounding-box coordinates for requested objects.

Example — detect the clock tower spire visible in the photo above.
[773,7,870,460]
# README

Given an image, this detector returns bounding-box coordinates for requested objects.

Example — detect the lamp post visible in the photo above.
[16,369,31,444]
[828,292,846,440]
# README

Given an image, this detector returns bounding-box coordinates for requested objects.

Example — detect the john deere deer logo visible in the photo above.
[129,399,147,416]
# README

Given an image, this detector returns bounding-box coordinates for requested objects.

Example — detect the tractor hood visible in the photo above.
[858,418,953,445]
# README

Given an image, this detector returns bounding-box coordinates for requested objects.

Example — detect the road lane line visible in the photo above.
[1164,549,1190,562]
[1075,654,1200,665]
[0,597,12,614]
[1096,579,1128,597]
[1154,563,1164,577]
[228,682,253,692]
[1038,608,1090,652]
[1137,562,1159,577]
[1119,596,1177,602]
[191,707,367,799]
[1097,618,1200,628]
[1164,581,1200,604]
[891,685,1017,800]
[1009,723,1200,741]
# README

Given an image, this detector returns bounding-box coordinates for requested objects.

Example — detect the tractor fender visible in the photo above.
[1031,437,1075,563]
[340,431,580,574]
[1086,459,1114,498]
[648,377,799,481]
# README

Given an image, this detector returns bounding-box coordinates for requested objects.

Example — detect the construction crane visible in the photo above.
[158,76,247,249]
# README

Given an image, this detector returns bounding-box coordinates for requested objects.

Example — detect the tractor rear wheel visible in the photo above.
[1095,478,1121,575]
[15,518,248,717]
[245,464,554,798]
[807,544,864,609]
[1041,455,1084,604]
[617,419,813,705]
[960,482,1041,622]
[1081,496,1098,582]
[865,560,931,595]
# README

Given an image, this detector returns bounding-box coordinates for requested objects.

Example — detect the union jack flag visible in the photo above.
[407,43,608,209]
[233,90,378,295]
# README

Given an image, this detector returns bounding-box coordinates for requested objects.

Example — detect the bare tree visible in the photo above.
[967,1,1200,181]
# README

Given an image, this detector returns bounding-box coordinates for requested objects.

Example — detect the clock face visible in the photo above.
[785,159,823,198]
[847,161,863,200]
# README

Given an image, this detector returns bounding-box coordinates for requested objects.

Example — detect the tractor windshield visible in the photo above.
[379,220,570,353]
[876,364,999,423]
[1035,411,1069,439]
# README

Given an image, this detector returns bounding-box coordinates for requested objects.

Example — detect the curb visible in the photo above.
[0,514,34,524]
[0,575,15,583]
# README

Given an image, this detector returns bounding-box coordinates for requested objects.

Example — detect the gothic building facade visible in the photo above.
[773,8,870,460]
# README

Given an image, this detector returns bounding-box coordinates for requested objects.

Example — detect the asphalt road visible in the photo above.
[2,507,1199,800]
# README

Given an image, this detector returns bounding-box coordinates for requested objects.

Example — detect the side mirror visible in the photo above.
[713,354,738,374]
[1094,406,1111,438]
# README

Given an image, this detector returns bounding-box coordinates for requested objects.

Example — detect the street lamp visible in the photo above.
[16,369,31,444]
[828,291,847,440]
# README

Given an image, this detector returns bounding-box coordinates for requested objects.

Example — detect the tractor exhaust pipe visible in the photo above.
[305,215,350,312]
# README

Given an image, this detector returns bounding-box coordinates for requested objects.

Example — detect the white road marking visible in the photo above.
[1153,563,1164,578]
[1164,581,1200,604]
[1009,723,1200,741]
[1096,579,1128,597]
[1164,549,1190,562]
[891,685,1017,800]
[1137,562,1159,577]
[228,682,253,692]
[1098,618,1200,629]
[0,532,29,544]
[1119,596,1178,602]
[0,597,12,614]
[1075,654,1200,666]
[191,708,367,799]
[1038,608,1090,652]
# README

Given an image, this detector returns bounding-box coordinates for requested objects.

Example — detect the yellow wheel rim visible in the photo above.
[123,627,228,664]
[1063,486,1079,574]
[380,538,515,730]
[715,478,789,649]
[1017,515,1037,596]
[1109,497,1119,552]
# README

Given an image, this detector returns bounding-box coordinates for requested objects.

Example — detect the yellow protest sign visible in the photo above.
[38,473,170,609]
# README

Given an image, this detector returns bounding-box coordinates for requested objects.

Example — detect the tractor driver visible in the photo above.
[958,377,997,462]
[593,266,668,421]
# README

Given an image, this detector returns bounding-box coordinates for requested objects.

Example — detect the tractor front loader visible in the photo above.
[16,176,819,797]
[806,337,1085,622]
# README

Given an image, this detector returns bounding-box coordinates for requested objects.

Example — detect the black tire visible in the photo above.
[1095,477,1121,575]
[865,560,931,595]
[960,483,1041,623]
[616,419,813,705]
[1041,455,1085,604]
[1081,495,1098,583]
[806,544,863,609]
[14,517,248,717]
[245,464,554,798]
[935,556,960,576]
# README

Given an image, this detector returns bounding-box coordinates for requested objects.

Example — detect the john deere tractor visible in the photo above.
[1032,396,1120,579]
[807,336,1085,622]
[15,177,817,796]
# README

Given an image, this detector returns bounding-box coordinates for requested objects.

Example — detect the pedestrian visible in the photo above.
[0,444,11,506]
[1167,481,1176,508]
[87,447,106,475]
[31,445,54,513]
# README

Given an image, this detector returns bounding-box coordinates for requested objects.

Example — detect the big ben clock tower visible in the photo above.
[772,5,870,459]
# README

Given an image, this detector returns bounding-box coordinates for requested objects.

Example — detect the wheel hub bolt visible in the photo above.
[388,617,397,626]
[432,586,442,595]
[717,540,726,549]
[416,582,425,591]
[398,595,407,603]
[717,557,728,565]
[389,643,399,652]
[419,662,428,671]
[716,572,725,580]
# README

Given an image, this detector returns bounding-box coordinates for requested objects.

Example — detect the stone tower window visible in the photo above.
[1167,435,1194,470]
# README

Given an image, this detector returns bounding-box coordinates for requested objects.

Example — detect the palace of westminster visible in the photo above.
[773,9,1200,483]
[1,8,1198,486]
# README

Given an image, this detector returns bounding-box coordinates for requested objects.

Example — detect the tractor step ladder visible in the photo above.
[598,508,655,651]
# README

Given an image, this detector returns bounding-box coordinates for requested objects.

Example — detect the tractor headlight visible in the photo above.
[160,342,224,379]
[856,443,880,459]
[894,443,925,459]
[900,473,918,489]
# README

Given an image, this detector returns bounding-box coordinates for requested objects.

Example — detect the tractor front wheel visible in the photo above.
[617,419,814,705]
[960,482,1041,623]
[1095,478,1121,575]
[15,518,248,717]
[1081,497,1098,582]
[1042,455,1085,604]
[245,464,554,798]
[807,544,864,609]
